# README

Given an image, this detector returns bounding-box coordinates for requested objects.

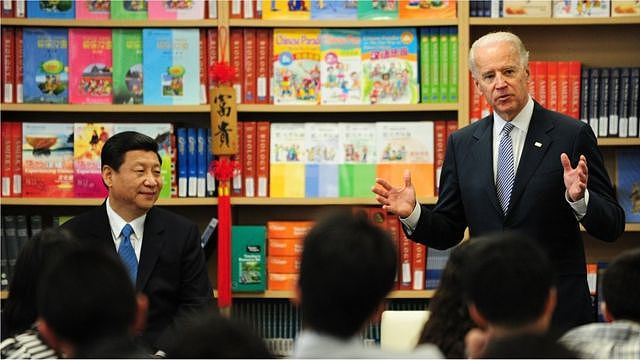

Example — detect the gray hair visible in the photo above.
[469,32,529,79]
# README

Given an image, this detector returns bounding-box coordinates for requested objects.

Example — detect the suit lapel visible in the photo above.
[507,103,554,217]
[471,116,503,216]
[137,207,166,291]
[94,202,118,251]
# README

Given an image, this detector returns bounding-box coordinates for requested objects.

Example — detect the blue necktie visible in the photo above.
[119,224,137,284]
[496,122,515,215]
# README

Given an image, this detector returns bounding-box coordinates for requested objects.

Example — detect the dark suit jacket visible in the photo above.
[410,102,625,331]
[62,203,212,351]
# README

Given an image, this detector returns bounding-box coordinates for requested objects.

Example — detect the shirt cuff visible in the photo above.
[399,202,421,234]
[566,189,589,220]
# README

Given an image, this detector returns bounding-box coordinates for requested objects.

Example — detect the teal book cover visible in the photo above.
[232,226,267,292]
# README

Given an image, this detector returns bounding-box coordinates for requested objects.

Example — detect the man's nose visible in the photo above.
[495,73,508,87]
[144,173,158,186]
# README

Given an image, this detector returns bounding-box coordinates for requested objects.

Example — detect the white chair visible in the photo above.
[380,310,430,352]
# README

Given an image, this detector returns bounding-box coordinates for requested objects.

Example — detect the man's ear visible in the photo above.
[132,293,149,335]
[102,165,113,188]
[37,318,62,352]
[468,303,488,329]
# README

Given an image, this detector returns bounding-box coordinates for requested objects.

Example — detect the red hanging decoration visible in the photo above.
[209,61,237,86]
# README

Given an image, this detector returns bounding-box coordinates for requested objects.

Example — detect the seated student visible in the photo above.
[461,232,558,358]
[560,248,640,359]
[0,228,79,359]
[166,309,272,358]
[291,210,441,359]
[36,247,150,358]
[417,241,475,358]
[480,333,578,359]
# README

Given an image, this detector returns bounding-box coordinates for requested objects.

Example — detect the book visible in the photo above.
[111,0,147,19]
[3,215,19,286]
[361,28,419,104]
[256,121,270,197]
[148,0,204,19]
[502,0,552,17]
[629,68,639,137]
[69,29,113,104]
[198,29,207,104]
[256,28,271,104]
[439,27,449,103]
[232,122,243,196]
[10,122,22,196]
[2,0,13,17]
[196,127,206,197]
[22,28,69,104]
[272,28,321,105]
[357,0,398,19]
[177,127,187,197]
[1,225,9,290]
[398,0,456,19]
[73,123,112,198]
[580,66,590,124]
[310,0,357,19]
[598,67,610,137]
[207,0,217,18]
[230,28,243,102]
[15,214,28,250]
[26,0,75,18]
[269,123,305,198]
[616,149,640,223]
[425,246,452,289]
[609,68,620,136]
[15,27,23,103]
[320,29,362,105]
[243,28,257,104]
[1,122,12,197]
[612,0,640,16]
[304,122,339,198]
[22,122,74,198]
[232,225,267,292]
[187,127,197,197]
[419,28,430,103]
[206,28,218,95]
[553,0,610,17]
[262,0,311,20]
[412,242,426,290]
[243,121,257,197]
[448,27,458,103]
[618,67,630,137]
[434,120,446,193]
[588,68,600,135]
[337,122,377,198]
[2,27,14,104]
[397,227,413,290]
[546,61,558,112]
[142,28,200,105]
[76,0,111,19]
[112,29,143,104]
[568,61,581,120]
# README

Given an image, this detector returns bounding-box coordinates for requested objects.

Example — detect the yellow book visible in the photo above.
[262,0,311,20]
[270,123,306,197]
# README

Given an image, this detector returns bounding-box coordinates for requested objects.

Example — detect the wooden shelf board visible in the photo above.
[470,17,640,26]
[598,138,640,146]
[0,18,218,27]
[0,290,7,300]
[214,289,435,299]
[230,19,458,28]
[238,103,458,112]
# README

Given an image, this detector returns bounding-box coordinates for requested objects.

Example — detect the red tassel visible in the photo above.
[217,186,232,308]
[209,62,237,87]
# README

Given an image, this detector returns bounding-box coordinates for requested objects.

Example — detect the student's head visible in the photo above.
[602,248,640,323]
[481,333,578,359]
[469,31,530,121]
[297,210,397,339]
[37,247,147,357]
[463,232,556,331]
[419,242,475,358]
[5,227,79,336]
[166,309,272,358]
[101,131,162,219]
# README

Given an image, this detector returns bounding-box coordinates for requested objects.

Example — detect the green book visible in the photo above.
[339,164,376,198]
[419,28,431,103]
[448,27,459,103]
[429,27,440,103]
[111,0,148,20]
[439,27,449,103]
[112,29,143,104]
[232,226,266,292]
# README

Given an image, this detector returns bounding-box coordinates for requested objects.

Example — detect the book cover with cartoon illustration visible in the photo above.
[272,28,321,105]
[148,0,205,19]
[262,0,311,20]
[76,0,111,20]
[26,0,75,18]
[320,29,362,105]
[398,0,456,19]
[357,0,398,19]
[69,29,113,104]
[311,0,357,19]
[73,123,113,198]
[111,0,147,19]
[112,29,143,104]
[23,28,69,104]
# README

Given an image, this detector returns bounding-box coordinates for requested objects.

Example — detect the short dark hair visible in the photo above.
[37,247,137,347]
[481,333,578,359]
[462,232,554,327]
[101,131,161,171]
[602,248,640,322]
[5,227,79,336]
[298,210,397,339]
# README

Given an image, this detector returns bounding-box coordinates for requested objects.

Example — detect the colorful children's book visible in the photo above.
[357,0,398,19]
[337,122,377,198]
[112,29,143,104]
[111,0,147,19]
[69,29,113,104]
[26,0,75,18]
[270,123,306,198]
[361,28,419,104]
[320,29,362,105]
[272,29,321,105]
[304,123,339,198]
[76,0,111,20]
[502,0,551,17]
[612,0,640,16]
[375,121,434,197]
[148,0,205,19]
[553,0,610,17]
[262,0,311,20]
[22,28,69,104]
[73,123,113,198]
[143,29,200,105]
[22,123,74,197]
[616,149,640,223]
[398,0,456,19]
[113,123,173,198]
[310,0,357,19]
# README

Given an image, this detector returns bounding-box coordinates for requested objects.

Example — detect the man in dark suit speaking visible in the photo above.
[373,31,624,333]
[62,131,212,354]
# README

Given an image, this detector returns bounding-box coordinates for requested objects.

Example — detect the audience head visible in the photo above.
[5,227,79,336]
[462,231,556,331]
[297,210,397,339]
[481,333,578,359]
[166,309,272,358]
[418,241,475,358]
[602,248,640,323]
[37,247,147,357]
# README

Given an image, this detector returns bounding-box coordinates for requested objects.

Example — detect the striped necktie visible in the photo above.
[496,122,515,215]
[118,224,138,284]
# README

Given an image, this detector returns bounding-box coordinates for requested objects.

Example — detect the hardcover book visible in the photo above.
[272,28,321,105]
[337,122,377,198]
[148,0,205,19]
[232,225,267,292]
[26,0,75,18]
[76,0,111,20]
[111,0,147,19]
[22,28,69,104]
[69,29,113,104]
[270,123,306,198]
[320,29,362,105]
[112,29,143,104]
[73,123,113,198]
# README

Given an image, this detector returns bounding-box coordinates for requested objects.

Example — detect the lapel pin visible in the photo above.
[534,142,542,148]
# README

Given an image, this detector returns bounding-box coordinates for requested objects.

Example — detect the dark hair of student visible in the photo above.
[298,210,397,339]
[166,309,272,358]
[101,131,161,171]
[462,231,555,327]
[37,247,137,347]
[602,248,640,322]
[481,333,578,359]
[418,241,475,358]
[4,227,79,336]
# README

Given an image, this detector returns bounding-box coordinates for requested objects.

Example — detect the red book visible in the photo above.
[535,61,548,108]
[412,242,426,290]
[557,61,570,117]
[267,32,273,103]
[10,122,21,196]
[386,215,401,288]
[398,228,413,290]
[528,60,536,98]
[229,0,242,18]
[1,121,12,196]
[2,27,14,103]
[243,121,257,197]
[242,28,257,104]
[469,73,481,123]
[568,61,582,120]
[14,27,22,103]
[170,129,178,197]
[230,28,244,103]
[546,61,558,112]
[434,120,446,195]
[199,29,208,104]
[206,28,218,93]
[2,0,14,17]
[446,119,458,139]
[255,28,270,104]
[232,122,244,196]
[256,120,270,197]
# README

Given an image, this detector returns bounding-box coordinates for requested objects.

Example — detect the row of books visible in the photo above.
[470,0,639,17]
[0,0,218,19]
[1,214,43,289]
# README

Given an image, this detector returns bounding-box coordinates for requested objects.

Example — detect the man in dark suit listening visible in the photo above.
[373,31,624,334]
[62,131,212,354]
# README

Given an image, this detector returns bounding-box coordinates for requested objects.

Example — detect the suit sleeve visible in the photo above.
[408,133,468,250]
[574,124,625,242]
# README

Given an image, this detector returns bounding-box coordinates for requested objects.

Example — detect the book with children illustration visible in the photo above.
[272,29,321,105]
[26,0,75,18]
[148,0,205,19]
[320,29,362,105]
[76,0,111,20]
[69,29,113,104]
[310,0,357,19]
[112,29,143,104]
[23,28,69,104]
[357,0,398,19]
[262,0,311,19]
[111,0,148,19]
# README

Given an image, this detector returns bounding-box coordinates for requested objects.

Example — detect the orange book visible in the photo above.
[14,27,22,103]
[199,29,208,104]
[230,28,244,103]
[267,221,314,239]
[268,273,298,291]
[243,121,257,197]
[255,28,271,104]
[242,28,257,104]
[268,255,300,274]
[557,61,570,116]
[412,242,426,290]
[206,28,218,93]
[535,61,548,108]
[256,121,270,197]
[397,226,413,290]
[546,61,558,112]
[2,27,14,103]
[434,120,446,194]
[568,61,582,120]
[268,238,303,257]
[1,121,12,196]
